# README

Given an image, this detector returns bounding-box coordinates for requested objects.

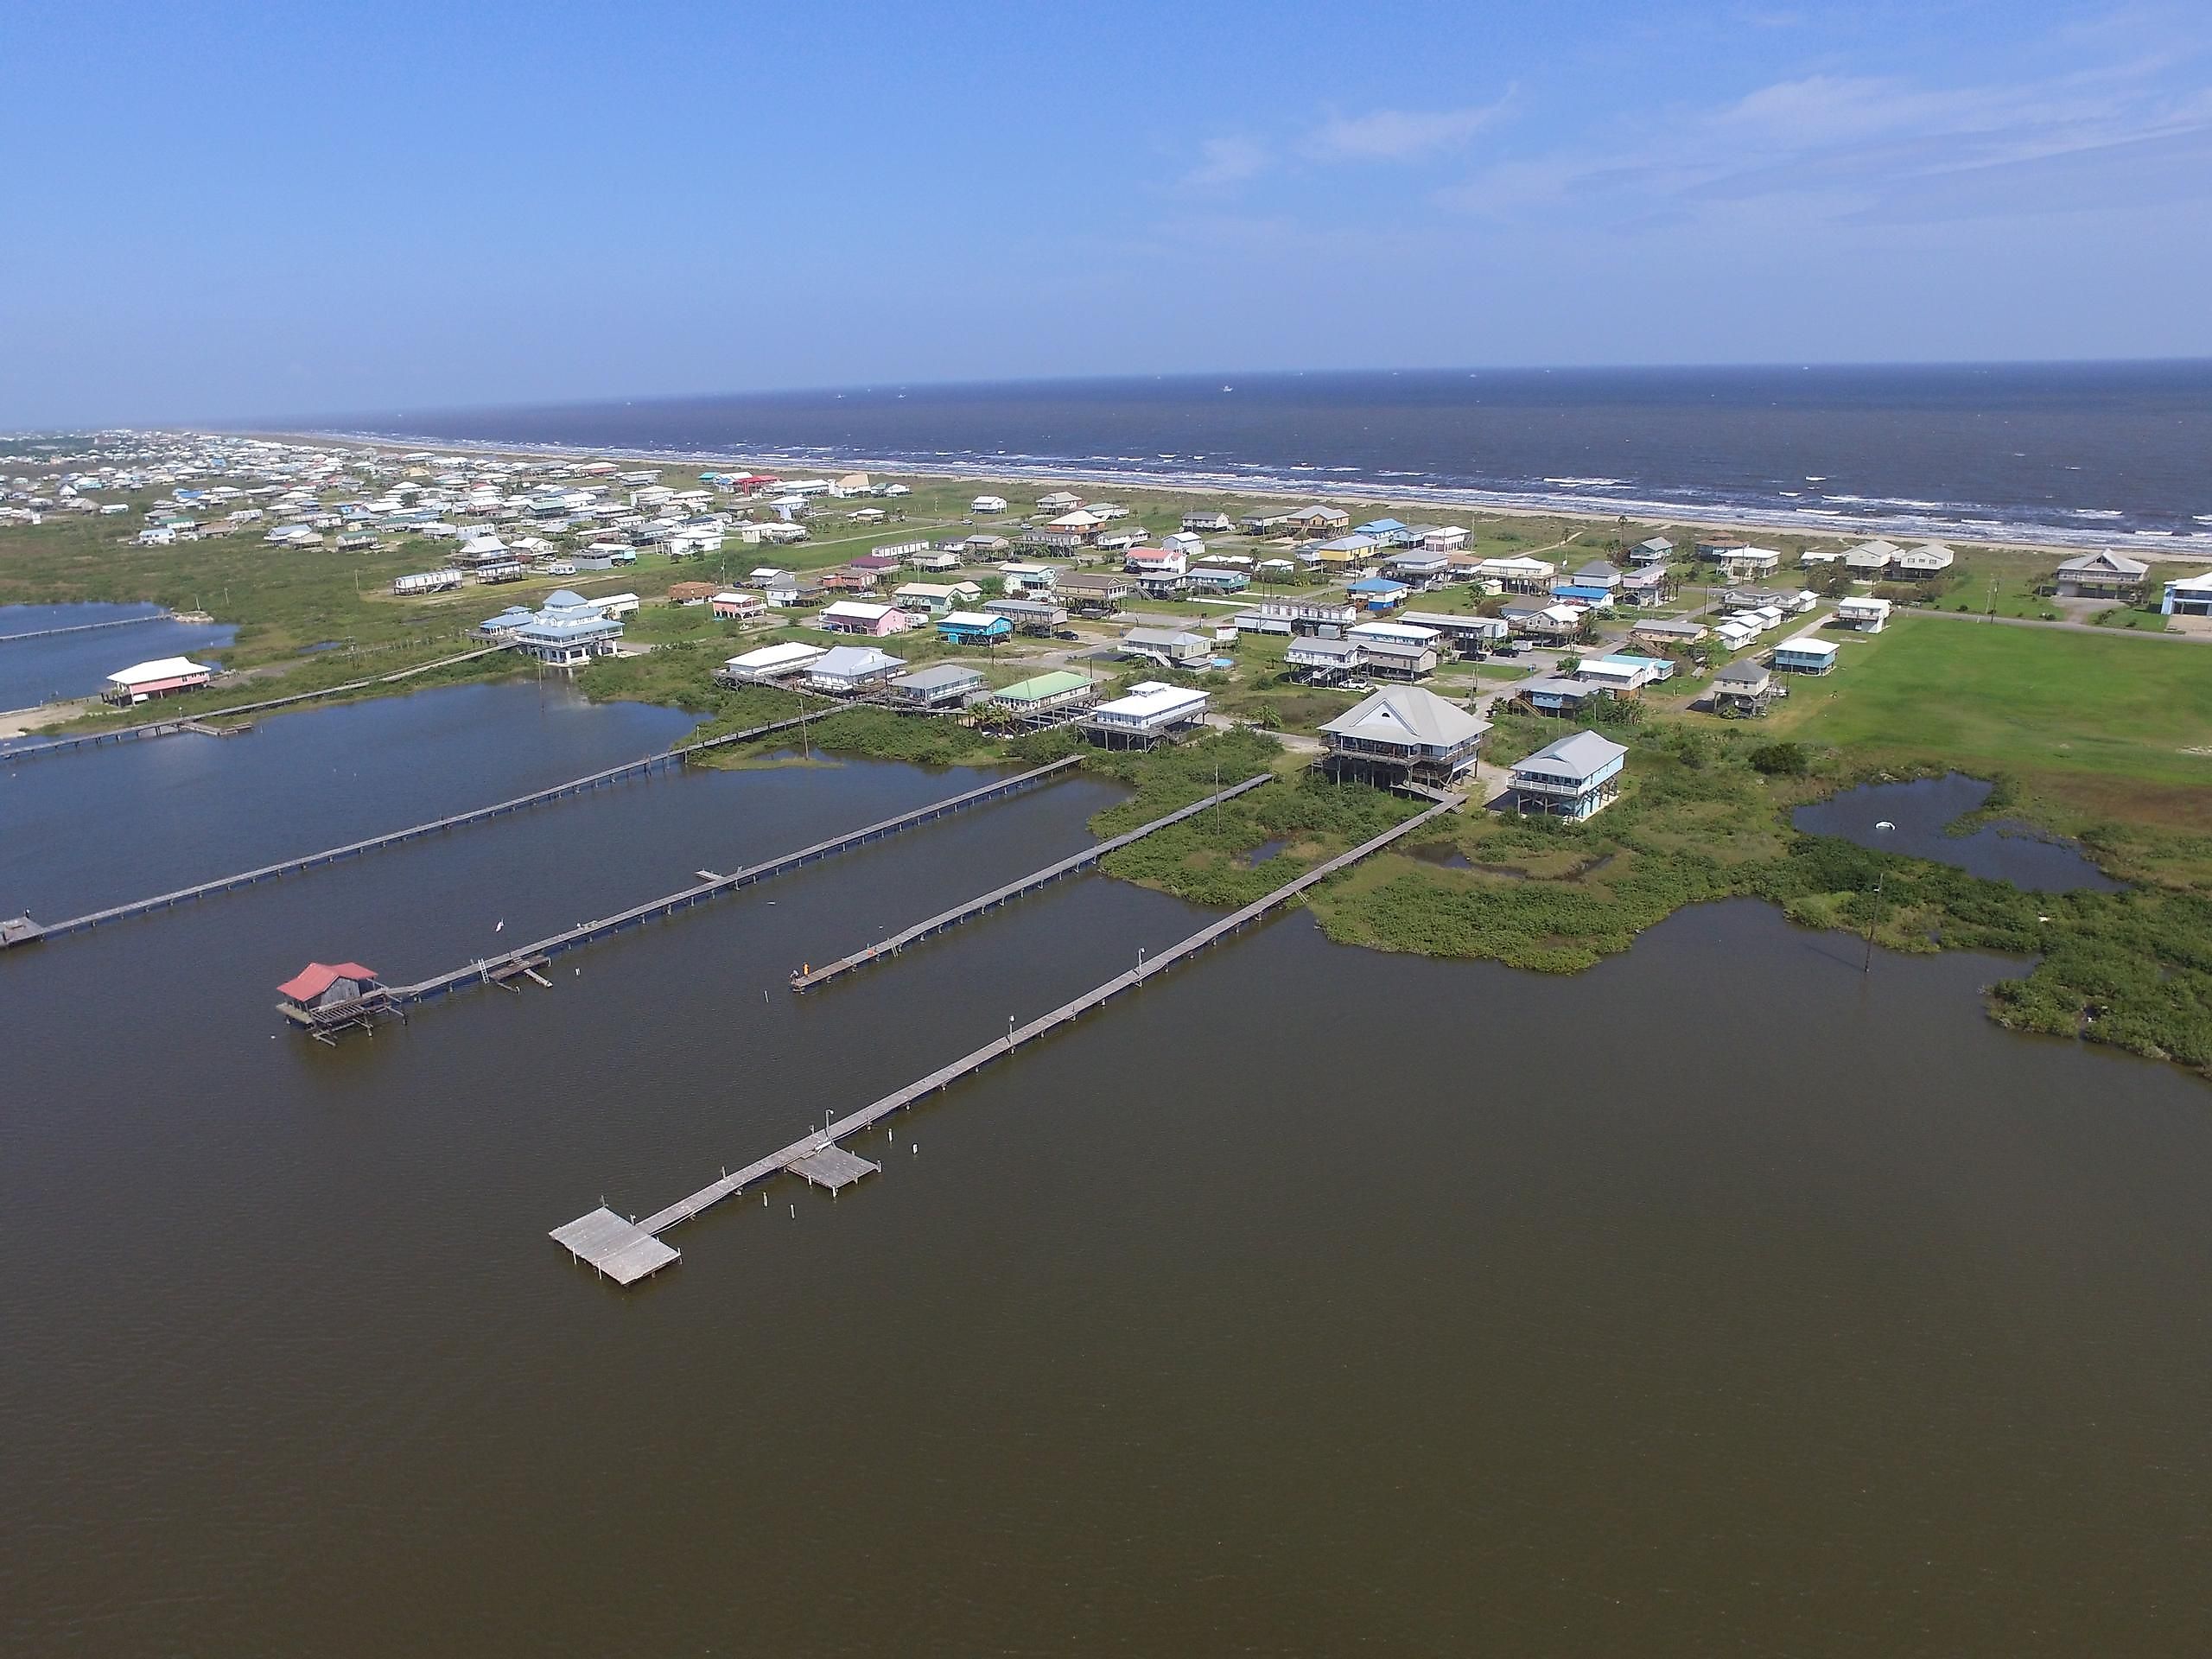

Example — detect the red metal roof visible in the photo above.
[277,962,379,1001]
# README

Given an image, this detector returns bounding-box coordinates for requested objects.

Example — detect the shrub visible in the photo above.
[1747,741,1809,777]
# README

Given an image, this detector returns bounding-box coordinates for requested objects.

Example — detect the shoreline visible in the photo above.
[265,426,2212,564]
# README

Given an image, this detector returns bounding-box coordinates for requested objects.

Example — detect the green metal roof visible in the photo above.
[994,670,1092,703]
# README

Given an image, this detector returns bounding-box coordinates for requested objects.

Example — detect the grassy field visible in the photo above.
[1771,615,2212,825]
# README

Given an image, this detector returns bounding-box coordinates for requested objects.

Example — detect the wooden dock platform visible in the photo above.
[378,756,1083,1012]
[788,772,1271,991]
[3,707,829,950]
[556,791,1464,1282]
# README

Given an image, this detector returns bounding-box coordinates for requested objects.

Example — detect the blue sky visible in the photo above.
[3,0,2209,426]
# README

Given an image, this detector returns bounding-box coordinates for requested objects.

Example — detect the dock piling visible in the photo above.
[554,791,1465,1286]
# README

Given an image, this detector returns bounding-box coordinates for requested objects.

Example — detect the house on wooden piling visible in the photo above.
[1709,658,1776,717]
[100,656,215,705]
[717,641,825,684]
[990,670,1099,727]
[1084,681,1210,747]
[1318,685,1488,788]
[888,663,988,709]
[1510,730,1627,821]
[1773,638,1840,674]
[276,961,389,1039]
[805,645,907,695]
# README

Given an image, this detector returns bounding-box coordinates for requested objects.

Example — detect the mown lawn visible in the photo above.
[1775,615,2212,825]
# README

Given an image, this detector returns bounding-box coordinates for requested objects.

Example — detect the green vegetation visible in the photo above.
[9,440,2209,1083]
[1774,615,2212,827]
[1071,730,1421,908]
[1301,715,2211,1079]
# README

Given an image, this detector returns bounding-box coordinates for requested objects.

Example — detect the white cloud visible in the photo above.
[1306,98,1514,162]
[1434,39,2212,234]
[1181,136,1269,189]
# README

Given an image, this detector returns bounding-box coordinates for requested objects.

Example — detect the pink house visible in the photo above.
[101,655,215,705]
[818,601,912,636]
[710,591,765,620]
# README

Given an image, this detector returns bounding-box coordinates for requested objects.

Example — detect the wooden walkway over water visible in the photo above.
[383,756,1084,1010]
[1,645,509,765]
[789,772,1272,991]
[556,790,1464,1285]
[3,707,830,950]
[0,610,172,645]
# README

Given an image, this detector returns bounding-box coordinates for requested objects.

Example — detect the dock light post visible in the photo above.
[1863,821,1891,975]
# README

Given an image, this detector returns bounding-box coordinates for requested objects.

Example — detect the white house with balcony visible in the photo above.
[1510,730,1628,821]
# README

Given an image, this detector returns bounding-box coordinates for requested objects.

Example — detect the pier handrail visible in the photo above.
[13,704,842,944]
[385,756,1084,1003]
[598,790,1465,1252]
[788,772,1274,990]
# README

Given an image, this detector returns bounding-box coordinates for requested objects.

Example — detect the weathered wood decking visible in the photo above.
[3,708,828,949]
[557,791,1464,1283]
[788,772,1272,991]
[380,756,1084,1012]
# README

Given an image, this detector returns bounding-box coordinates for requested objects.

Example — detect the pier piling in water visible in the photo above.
[5,708,831,950]
[787,772,1271,991]
[552,791,1465,1285]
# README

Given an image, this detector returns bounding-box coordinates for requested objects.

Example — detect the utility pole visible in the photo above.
[1862,868,1885,974]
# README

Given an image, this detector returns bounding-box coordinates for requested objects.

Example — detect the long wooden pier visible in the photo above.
[556,790,1463,1284]
[790,772,1272,991]
[3,707,830,949]
[0,610,172,645]
[383,756,1084,1010]
[1,645,508,765]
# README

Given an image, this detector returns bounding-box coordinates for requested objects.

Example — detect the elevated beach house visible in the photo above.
[937,610,1013,645]
[1318,684,1489,788]
[1709,658,1775,717]
[2054,550,2150,601]
[2161,569,2212,617]
[1772,637,1840,675]
[990,670,1099,726]
[1122,626,1212,670]
[100,655,214,705]
[818,601,913,637]
[888,663,988,709]
[1510,730,1628,821]
[717,641,825,685]
[804,645,907,695]
[710,590,766,620]
[1084,681,1210,747]
[1831,595,1891,632]
[514,589,625,666]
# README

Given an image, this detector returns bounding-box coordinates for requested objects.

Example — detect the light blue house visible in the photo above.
[1772,639,1840,675]
[514,591,624,666]
[1354,518,1414,547]
[1510,729,1628,821]
[2161,569,2212,617]
[937,611,1014,645]
[1347,576,1409,611]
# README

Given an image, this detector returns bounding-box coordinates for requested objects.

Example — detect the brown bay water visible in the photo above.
[3,683,2209,1656]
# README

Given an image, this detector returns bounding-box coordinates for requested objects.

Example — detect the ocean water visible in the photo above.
[321,361,2212,550]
